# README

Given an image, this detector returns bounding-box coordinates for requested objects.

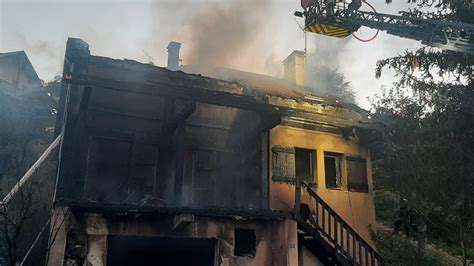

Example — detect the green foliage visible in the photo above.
[374,189,399,225]
[371,84,474,264]
[373,231,446,266]
[0,79,57,194]
[372,1,474,264]
[306,66,356,103]
[429,238,474,261]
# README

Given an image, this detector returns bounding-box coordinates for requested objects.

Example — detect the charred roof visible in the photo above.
[60,38,382,143]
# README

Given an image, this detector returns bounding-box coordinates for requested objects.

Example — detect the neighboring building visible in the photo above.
[47,38,382,266]
[0,51,52,196]
[0,51,43,98]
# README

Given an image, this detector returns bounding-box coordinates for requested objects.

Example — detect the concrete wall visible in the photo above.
[299,246,324,266]
[47,209,299,266]
[269,125,377,247]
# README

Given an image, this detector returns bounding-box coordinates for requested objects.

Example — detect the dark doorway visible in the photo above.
[107,236,216,266]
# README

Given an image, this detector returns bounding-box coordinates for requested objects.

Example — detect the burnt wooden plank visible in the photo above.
[173,125,186,205]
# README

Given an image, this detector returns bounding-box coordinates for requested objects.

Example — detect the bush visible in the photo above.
[372,231,446,266]
[374,189,399,225]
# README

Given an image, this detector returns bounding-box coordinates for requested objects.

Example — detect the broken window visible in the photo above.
[347,157,368,193]
[295,148,316,184]
[86,137,131,202]
[191,150,217,206]
[234,228,256,258]
[324,152,342,189]
[129,144,158,196]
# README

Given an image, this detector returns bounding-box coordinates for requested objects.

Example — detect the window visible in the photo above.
[86,138,131,202]
[191,150,217,206]
[295,148,316,183]
[234,228,256,257]
[324,152,342,189]
[347,157,368,193]
[130,144,158,195]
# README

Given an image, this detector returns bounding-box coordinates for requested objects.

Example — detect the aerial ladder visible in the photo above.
[295,0,474,55]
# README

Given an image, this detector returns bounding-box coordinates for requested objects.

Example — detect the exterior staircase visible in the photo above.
[294,178,383,266]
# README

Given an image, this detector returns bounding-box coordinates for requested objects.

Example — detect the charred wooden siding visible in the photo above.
[55,39,267,209]
[181,103,263,208]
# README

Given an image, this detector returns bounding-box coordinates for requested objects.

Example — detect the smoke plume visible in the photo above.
[180,0,270,70]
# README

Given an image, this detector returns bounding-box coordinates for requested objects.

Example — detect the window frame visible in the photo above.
[323,151,343,190]
[294,147,317,185]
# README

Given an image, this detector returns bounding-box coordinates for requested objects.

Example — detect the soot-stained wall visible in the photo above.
[50,209,297,266]
[56,85,265,209]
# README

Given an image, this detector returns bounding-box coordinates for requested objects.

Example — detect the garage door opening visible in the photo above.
[107,236,216,266]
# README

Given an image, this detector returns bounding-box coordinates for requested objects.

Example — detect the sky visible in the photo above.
[0,0,422,108]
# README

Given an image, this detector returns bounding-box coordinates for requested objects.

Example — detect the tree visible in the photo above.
[306,66,356,103]
[0,78,57,197]
[0,77,59,264]
[371,85,474,261]
[0,143,65,265]
[372,2,474,264]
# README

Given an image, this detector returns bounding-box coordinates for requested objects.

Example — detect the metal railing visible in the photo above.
[1,134,61,206]
[295,178,383,266]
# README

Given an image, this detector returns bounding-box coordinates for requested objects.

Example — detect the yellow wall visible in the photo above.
[269,125,377,247]
[294,55,305,87]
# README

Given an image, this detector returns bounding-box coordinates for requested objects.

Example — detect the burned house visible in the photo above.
[48,38,383,266]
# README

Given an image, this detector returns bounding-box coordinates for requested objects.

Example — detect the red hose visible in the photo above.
[351,0,380,42]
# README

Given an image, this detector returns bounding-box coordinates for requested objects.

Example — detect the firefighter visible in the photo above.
[393,198,414,236]
[325,0,335,15]
[348,0,361,12]
[301,0,317,10]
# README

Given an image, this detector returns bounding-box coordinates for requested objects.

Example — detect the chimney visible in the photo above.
[282,50,305,86]
[167,41,181,71]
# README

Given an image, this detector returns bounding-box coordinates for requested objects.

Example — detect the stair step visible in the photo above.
[295,181,383,266]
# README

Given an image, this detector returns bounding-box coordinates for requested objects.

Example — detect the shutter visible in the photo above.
[347,157,368,192]
[271,146,296,184]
